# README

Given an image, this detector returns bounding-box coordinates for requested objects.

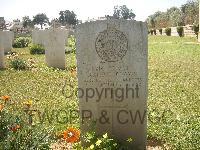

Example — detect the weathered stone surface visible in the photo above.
[32,29,68,69]
[42,28,68,69]
[76,19,148,149]
[162,28,167,36]
[0,33,4,68]
[0,31,14,53]
[32,30,46,45]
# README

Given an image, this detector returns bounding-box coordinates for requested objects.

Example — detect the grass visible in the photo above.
[1,47,78,132]
[0,35,199,149]
[148,36,200,149]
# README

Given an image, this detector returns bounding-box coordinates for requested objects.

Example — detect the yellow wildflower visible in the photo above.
[127,137,133,142]
[95,139,102,146]
[24,100,33,107]
[103,133,108,138]
[89,144,94,149]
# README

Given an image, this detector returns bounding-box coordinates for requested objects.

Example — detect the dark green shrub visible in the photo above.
[150,29,154,35]
[165,27,171,36]
[10,58,27,70]
[177,26,184,37]
[29,44,45,55]
[192,24,199,38]
[153,29,156,35]
[159,29,162,35]
[13,37,31,48]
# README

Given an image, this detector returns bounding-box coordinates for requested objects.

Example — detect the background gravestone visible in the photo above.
[0,34,4,69]
[0,31,14,53]
[43,28,68,69]
[76,19,148,149]
[4,31,14,53]
[171,27,179,36]
[32,30,46,45]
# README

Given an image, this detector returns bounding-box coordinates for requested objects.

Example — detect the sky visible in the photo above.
[0,0,189,22]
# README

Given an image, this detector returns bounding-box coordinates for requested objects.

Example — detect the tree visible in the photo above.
[146,17,156,29]
[181,0,199,25]
[59,11,65,25]
[113,5,136,20]
[33,13,49,29]
[165,7,184,26]
[146,0,199,29]
[155,12,170,28]
[58,10,78,26]
[22,16,33,28]
[146,11,167,28]
[169,9,184,26]
[0,17,6,30]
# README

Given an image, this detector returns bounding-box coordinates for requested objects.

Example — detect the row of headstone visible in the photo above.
[22,20,148,149]
[153,25,196,37]
[31,20,148,149]
[0,31,14,69]
[32,20,148,149]
[32,28,68,69]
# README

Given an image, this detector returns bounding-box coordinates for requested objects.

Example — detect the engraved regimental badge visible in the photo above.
[95,26,128,62]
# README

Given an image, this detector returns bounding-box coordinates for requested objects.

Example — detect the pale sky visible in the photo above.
[0,0,188,22]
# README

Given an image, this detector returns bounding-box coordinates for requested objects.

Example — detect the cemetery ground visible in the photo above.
[0,35,199,149]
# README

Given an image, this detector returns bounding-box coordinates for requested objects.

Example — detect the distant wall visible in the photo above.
[183,25,196,37]
[150,25,196,37]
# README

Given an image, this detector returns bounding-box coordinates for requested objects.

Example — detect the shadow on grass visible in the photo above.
[147,137,163,147]
[0,68,6,71]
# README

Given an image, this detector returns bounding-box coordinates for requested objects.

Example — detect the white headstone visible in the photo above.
[43,28,68,69]
[76,19,148,149]
[171,27,179,36]
[0,31,14,53]
[156,29,161,35]
[162,28,166,36]
[32,30,46,45]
